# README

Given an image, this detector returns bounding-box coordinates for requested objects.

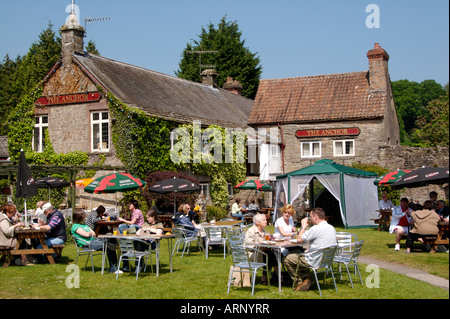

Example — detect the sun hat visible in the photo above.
[42,203,53,212]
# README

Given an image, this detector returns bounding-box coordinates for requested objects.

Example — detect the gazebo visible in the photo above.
[275,159,379,228]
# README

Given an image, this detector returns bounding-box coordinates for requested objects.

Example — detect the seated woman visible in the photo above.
[118,200,144,234]
[275,204,296,238]
[136,210,164,250]
[0,203,34,266]
[71,209,122,274]
[137,210,164,236]
[244,213,278,285]
[173,204,200,238]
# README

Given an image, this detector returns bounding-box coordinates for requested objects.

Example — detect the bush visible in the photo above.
[205,205,227,221]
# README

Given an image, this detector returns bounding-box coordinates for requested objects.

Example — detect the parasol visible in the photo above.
[390,167,449,189]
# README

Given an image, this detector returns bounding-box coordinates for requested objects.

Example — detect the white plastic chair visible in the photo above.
[293,246,338,296]
[227,244,270,296]
[333,240,364,288]
[116,238,153,280]
[73,238,104,273]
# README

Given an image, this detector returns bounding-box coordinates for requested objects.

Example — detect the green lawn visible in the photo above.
[0,226,448,299]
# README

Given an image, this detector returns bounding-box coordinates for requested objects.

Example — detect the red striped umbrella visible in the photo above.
[374,170,410,186]
[84,173,146,194]
[235,180,272,191]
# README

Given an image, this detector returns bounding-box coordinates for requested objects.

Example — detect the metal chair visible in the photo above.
[205,226,228,259]
[335,232,358,257]
[333,240,364,288]
[116,238,153,280]
[293,246,338,296]
[227,244,270,296]
[172,226,198,258]
[73,238,104,273]
[228,235,244,248]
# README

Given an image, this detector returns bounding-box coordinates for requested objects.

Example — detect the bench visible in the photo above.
[0,244,65,267]
[399,234,449,253]
[0,246,14,267]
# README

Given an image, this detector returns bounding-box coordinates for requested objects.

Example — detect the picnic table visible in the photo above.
[0,228,64,267]
[94,220,123,236]
[423,222,449,253]
[371,209,392,231]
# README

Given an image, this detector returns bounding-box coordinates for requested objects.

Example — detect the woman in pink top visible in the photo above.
[118,200,144,234]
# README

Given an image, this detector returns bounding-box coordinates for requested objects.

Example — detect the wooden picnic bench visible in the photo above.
[0,228,65,267]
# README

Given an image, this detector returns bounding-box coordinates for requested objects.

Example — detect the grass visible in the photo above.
[0,225,448,299]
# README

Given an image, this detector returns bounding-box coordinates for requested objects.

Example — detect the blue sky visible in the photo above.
[0,0,448,85]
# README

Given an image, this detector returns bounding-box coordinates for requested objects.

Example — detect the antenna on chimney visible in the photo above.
[186,50,219,77]
[84,16,111,35]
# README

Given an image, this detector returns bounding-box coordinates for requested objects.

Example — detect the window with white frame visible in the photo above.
[200,183,210,198]
[300,141,321,158]
[33,115,48,153]
[91,111,110,152]
[333,139,355,156]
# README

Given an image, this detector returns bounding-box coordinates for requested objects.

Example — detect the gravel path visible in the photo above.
[359,256,449,291]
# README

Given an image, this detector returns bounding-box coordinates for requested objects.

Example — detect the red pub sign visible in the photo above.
[35,92,102,106]
[296,127,361,138]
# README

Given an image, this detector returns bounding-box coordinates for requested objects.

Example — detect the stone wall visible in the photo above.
[376,145,449,170]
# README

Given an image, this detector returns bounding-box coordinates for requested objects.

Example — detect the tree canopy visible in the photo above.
[176,16,262,99]
[391,79,447,145]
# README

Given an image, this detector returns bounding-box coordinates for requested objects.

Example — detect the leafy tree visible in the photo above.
[412,95,449,147]
[0,23,60,137]
[392,79,446,145]
[85,40,100,55]
[176,16,262,99]
[0,54,21,135]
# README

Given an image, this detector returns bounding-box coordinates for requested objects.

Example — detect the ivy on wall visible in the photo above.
[5,86,247,210]
[5,86,90,211]
[106,91,247,209]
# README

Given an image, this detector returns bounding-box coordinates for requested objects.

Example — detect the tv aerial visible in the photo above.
[84,16,111,35]
[186,50,219,76]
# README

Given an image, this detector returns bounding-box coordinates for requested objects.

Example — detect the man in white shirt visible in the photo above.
[379,193,394,210]
[283,207,336,292]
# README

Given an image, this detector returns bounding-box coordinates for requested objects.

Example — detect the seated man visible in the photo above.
[435,200,449,221]
[283,207,336,292]
[389,198,413,251]
[379,193,394,210]
[406,200,440,253]
[86,205,108,233]
[32,203,67,248]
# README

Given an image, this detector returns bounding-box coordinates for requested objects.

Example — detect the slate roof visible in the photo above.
[248,71,386,125]
[72,53,253,128]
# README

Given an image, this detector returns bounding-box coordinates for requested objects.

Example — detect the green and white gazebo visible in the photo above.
[275,159,379,228]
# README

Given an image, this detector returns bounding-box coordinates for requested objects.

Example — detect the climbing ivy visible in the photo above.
[106,91,247,209]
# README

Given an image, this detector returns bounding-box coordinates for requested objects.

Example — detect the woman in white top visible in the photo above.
[275,204,296,238]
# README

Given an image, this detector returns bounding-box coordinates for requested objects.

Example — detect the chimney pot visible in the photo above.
[367,43,390,93]
[223,76,243,95]
[201,69,218,87]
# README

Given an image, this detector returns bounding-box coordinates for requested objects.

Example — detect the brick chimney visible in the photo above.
[60,8,85,65]
[223,77,243,95]
[367,43,390,93]
[201,69,218,87]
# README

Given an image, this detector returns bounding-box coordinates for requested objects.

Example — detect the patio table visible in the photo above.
[99,233,175,277]
[245,238,305,292]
